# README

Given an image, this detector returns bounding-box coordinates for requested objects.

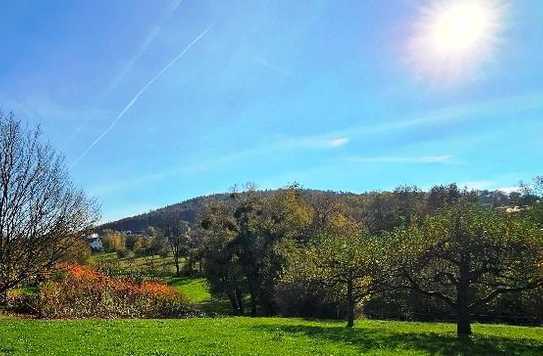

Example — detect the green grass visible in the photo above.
[166,276,211,304]
[0,317,542,355]
[94,253,230,312]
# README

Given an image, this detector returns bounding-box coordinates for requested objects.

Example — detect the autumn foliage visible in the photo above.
[36,264,189,318]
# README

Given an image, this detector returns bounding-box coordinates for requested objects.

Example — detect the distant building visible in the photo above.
[496,205,530,214]
[86,233,103,251]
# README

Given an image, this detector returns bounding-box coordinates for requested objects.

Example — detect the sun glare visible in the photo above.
[408,0,505,84]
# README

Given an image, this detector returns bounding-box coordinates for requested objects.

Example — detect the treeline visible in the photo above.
[191,181,543,337]
[99,186,534,234]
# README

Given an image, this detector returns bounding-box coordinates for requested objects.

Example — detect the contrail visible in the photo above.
[71,25,212,168]
[101,0,185,98]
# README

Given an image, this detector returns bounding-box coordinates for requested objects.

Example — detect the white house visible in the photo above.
[86,233,103,251]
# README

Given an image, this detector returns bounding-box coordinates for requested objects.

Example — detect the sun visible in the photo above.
[408,0,506,84]
[429,2,492,54]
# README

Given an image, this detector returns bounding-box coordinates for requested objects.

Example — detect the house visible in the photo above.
[86,233,103,251]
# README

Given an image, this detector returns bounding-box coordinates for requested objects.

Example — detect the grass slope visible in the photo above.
[1,317,542,355]
[167,277,210,304]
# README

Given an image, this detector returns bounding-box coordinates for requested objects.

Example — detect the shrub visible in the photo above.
[6,288,38,314]
[36,264,189,319]
[61,238,92,265]
[116,248,134,259]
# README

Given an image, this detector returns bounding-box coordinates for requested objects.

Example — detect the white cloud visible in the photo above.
[348,155,452,164]
[327,137,349,147]
[457,180,521,193]
[495,186,520,194]
[458,180,496,190]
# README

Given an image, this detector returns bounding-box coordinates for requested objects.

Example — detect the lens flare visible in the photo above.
[407,0,506,85]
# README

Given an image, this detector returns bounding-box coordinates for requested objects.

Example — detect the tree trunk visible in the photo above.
[188,257,194,275]
[249,291,257,316]
[346,279,355,328]
[456,254,472,337]
[235,288,244,315]
[457,307,472,337]
[227,292,239,315]
[174,254,180,276]
[0,288,6,306]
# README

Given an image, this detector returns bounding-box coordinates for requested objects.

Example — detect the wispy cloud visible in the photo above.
[454,181,520,193]
[277,135,350,150]
[328,137,349,147]
[325,92,543,140]
[457,180,496,190]
[254,56,291,77]
[495,186,520,194]
[71,25,212,168]
[348,155,453,164]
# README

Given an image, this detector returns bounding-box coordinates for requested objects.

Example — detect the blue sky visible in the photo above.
[1,0,542,222]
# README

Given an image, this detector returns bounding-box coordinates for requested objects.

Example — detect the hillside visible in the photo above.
[98,186,522,233]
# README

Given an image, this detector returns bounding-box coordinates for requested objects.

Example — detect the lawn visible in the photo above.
[0,317,542,355]
[166,276,211,304]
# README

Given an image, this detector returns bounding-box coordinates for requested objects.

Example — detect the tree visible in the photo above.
[101,229,126,253]
[166,221,190,276]
[0,113,99,302]
[201,199,246,314]
[200,184,314,315]
[392,203,543,337]
[282,215,385,327]
[146,227,169,257]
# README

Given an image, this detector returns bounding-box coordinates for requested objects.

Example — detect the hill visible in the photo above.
[98,185,525,234]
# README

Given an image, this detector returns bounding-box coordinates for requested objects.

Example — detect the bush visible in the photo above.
[61,238,92,264]
[116,248,134,259]
[36,264,190,319]
[6,288,38,314]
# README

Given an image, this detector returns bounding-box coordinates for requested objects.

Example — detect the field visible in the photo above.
[2,255,541,355]
[1,317,542,355]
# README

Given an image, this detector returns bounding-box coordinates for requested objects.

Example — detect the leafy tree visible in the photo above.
[101,230,126,253]
[0,113,98,302]
[392,203,543,337]
[283,215,385,327]
[201,185,313,315]
[201,199,245,314]
[140,226,170,257]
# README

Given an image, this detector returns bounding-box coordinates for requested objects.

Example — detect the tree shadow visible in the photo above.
[250,323,543,355]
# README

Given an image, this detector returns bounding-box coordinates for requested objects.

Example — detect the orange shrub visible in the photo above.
[37,264,189,319]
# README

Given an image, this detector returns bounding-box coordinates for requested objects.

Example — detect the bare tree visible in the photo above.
[0,113,99,302]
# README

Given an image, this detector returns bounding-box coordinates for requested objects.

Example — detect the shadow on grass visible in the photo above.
[251,323,543,355]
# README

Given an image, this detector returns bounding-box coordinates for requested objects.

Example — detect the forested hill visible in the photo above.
[98,185,527,233]
[98,189,352,232]
[99,192,230,232]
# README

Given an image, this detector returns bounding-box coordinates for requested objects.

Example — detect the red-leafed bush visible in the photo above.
[37,264,189,319]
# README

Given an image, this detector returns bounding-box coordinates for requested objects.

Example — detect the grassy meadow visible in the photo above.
[2,254,541,355]
[1,317,542,355]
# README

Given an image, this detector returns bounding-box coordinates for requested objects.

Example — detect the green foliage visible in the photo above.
[282,214,388,326]
[0,318,542,355]
[391,203,543,336]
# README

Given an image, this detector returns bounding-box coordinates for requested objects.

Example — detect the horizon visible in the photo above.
[2,0,542,222]
[101,182,526,224]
